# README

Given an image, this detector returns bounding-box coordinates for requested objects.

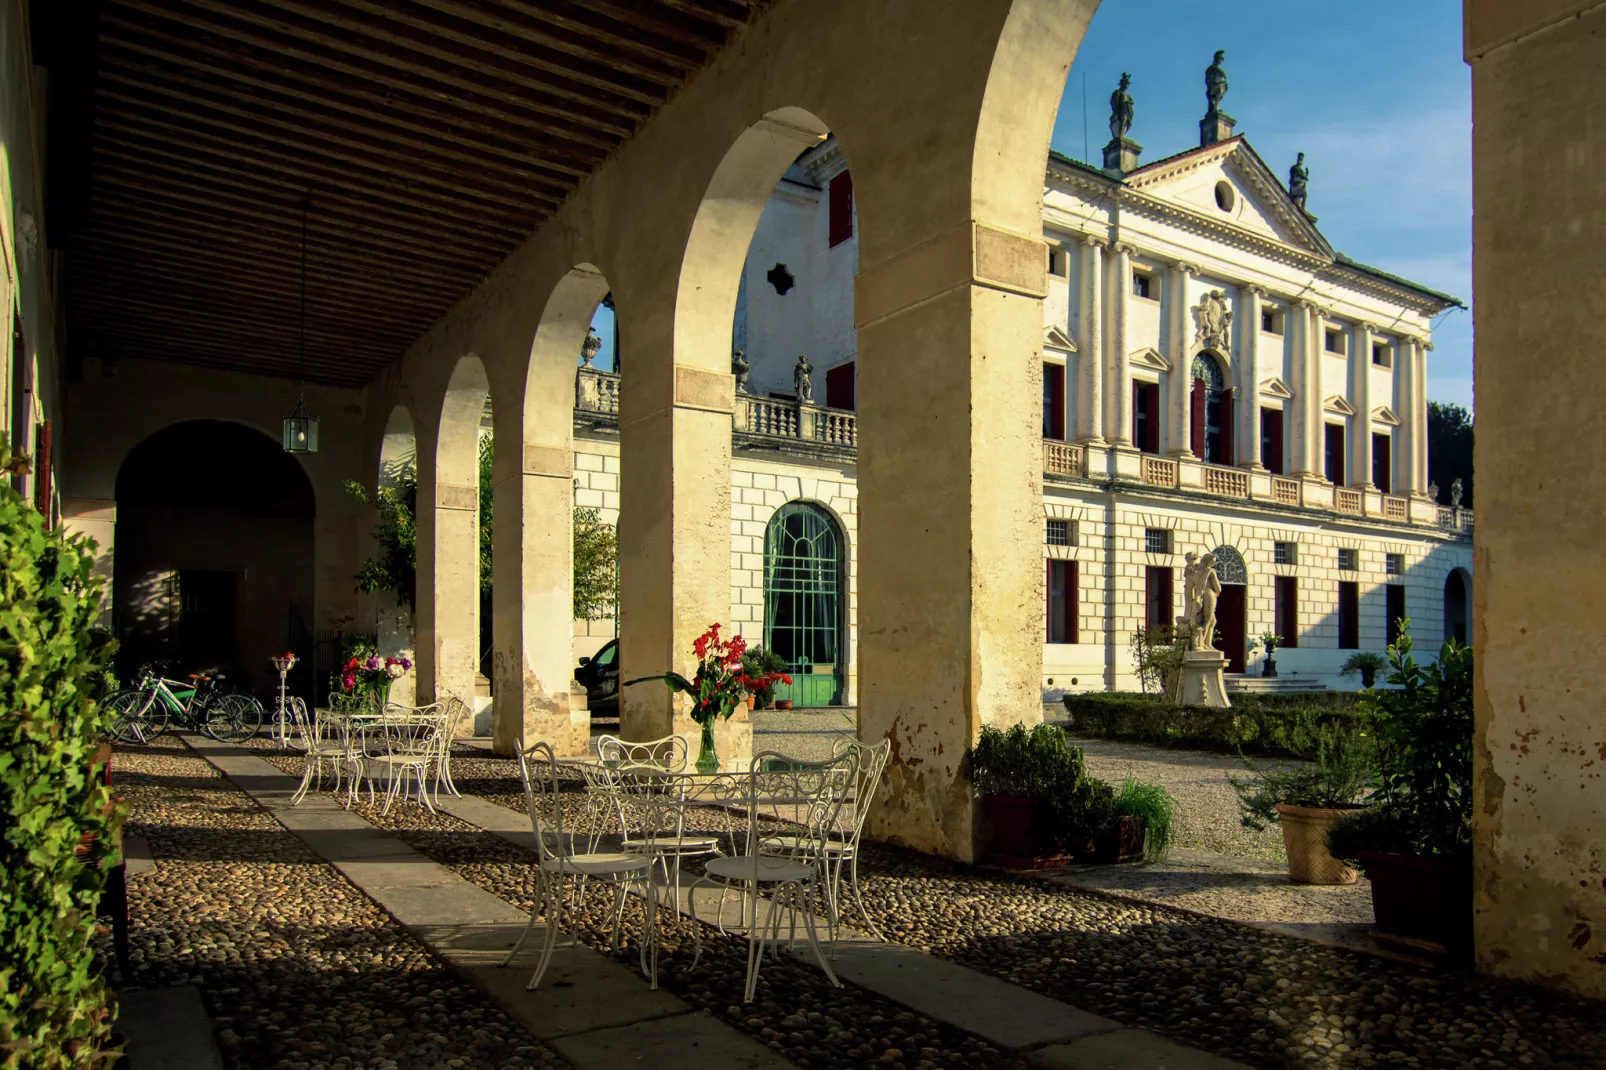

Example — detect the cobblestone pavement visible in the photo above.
[423,744,1606,1070]
[113,736,564,1070]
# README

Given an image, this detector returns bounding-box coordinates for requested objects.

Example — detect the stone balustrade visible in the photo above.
[571,370,1467,535]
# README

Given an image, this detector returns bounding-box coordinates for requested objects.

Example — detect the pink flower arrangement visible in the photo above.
[340,654,412,695]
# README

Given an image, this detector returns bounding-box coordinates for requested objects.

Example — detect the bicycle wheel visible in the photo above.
[203,693,264,742]
[104,690,168,744]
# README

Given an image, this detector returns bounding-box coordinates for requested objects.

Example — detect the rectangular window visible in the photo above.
[1046,518,1072,546]
[1325,423,1346,485]
[1275,575,1299,647]
[1047,247,1067,277]
[1145,565,1173,629]
[1042,361,1065,440]
[828,170,854,247]
[1338,547,1359,572]
[1324,328,1345,354]
[1133,380,1160,453]
[1132,271,1153,299]
[1261,407,1285,475]
[1261,307,1283,334]
[1274,540,1296,566]
[1372,432,1391,493]
[1386,583,1406,646]
[1372,341,1392,368]
[825,360,855,411]
[1048,560,1078,643]
[1145,527,1172,555]
[1385,552,1404,576]
[1338,581,1359,649]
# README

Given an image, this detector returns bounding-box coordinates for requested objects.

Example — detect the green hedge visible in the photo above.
[1059,690,1371,758]
[0,448,123,1068]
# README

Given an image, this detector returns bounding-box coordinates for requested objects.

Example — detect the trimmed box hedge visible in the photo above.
[1059,690,1370,758]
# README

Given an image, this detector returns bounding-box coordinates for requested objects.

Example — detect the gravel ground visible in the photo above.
[112,736,564,1070]
[433,745,1605,1070]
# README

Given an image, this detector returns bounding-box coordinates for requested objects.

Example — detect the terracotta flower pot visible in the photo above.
[979,795,1075,869]
[774,699,793,710]
[1358,850,1474,959]
[1276,802,1359,885]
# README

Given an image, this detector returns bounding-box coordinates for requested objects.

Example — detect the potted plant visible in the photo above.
[625,623,789,772]
[1339,651,1387,688]
[1102,777,1178,863]
[1253,631,1283,678]
[969,723,1117,867]
[1230,736,1370,884]
[740,647,789,709]
[1326,623,1474,957]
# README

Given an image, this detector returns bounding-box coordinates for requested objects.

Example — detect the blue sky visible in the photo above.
[590,2,1472,408]
[1055,1,1472,409]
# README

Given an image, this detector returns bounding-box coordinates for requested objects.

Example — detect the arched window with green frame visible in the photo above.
[763,502,845,706]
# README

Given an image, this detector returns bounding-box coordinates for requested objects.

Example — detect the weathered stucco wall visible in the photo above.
[1467,0,1606,1000]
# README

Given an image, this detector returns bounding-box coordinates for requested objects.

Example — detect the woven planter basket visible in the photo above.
[1276,802,1359,885]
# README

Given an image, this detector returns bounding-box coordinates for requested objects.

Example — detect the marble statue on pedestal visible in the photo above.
[1177,551,1231,706]
[793,353,814,404]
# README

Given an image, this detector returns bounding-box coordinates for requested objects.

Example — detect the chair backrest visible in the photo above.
[832,736,891,845]
[597,733,688,773]
[746,748,860,858]
[357,713,444,759]
[514,740,569,863]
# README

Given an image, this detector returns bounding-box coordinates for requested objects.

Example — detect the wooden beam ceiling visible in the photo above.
[67,0,766,388]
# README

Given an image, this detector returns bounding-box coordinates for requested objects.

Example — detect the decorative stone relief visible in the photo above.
[1193,290,1234,353]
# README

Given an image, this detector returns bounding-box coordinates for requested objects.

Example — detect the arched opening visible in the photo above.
[113,419,315,696]
[373,404,418,704]
[1210,545,1249,673]
[1444,567,1470,646]
[1191,351,1234,465]
[764,502,847,707]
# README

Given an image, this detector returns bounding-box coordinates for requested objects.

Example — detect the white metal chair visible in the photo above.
[596,733,689,772]
[287,701,347,805]
[500,742,658,990]
[432,693,473,801]
[688,748,859,1002]
[761,736,891,942]
[603,765,721,913]
[349,712,447,814]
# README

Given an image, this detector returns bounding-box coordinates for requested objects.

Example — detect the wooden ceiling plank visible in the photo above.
[100,50,580,198]
[539,0,731,52]
[69,298,403,367]
[98,89,558,215]
[110,0,626,151]
[327,0,677,102]
[92,126,535,250]
[100,32,597,182]
[656,0,751,32]
[71,329,378,386]
[161,0,645,136]
[417,0,704,76]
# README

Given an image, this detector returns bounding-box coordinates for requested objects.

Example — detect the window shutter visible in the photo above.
[828,171,854,248]
[1219,387,1234,465]
[1068,560,1079,644]
[1190,378,1206,457]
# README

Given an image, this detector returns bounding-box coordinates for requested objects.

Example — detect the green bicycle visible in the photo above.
[104,663,264,744]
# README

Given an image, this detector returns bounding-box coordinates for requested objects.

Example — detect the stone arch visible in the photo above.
[761,499,851,708]
[1209,543,1249,672]
[113,419,316,695]
[371,403,419,703]
[378,403,417,491]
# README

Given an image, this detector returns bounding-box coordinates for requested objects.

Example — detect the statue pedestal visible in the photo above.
[1102,137,1143,176]
[1179,649,1231,708]
[1199,110,1237,147]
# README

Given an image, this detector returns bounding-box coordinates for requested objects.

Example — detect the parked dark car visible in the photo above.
[575,638,619,717]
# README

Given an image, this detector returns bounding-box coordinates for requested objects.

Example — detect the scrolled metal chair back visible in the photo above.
[746,749,860,858]
[597,733,689,773]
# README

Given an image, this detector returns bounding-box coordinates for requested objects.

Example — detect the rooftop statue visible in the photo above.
[1289,152,1310,212]
[1109,72,1135,141]
[1450,477,1464,509]
[1205,50,1228,116]
[793,353,814,404]
[580,325,602,368]
[731,349,750,394]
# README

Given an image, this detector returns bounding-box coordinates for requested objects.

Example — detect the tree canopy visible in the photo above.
[1427,402,1473,508]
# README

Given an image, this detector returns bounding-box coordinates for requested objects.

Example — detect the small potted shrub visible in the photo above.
[969,723,1115,867]
[1326,625,1474,957]
[1230,736,1370,884]
[740,647,789,709]
[1101,777,1178,863]
[1339,651,1388,688]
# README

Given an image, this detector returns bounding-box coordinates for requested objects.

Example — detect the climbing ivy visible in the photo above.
[0,447,124,1068]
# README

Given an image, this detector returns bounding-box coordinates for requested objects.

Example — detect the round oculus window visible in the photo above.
[1214,181,1235,212]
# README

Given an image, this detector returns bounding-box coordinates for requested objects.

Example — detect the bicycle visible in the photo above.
[104,664,264,744]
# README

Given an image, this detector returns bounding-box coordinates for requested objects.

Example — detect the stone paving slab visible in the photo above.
[549,1009,794,1069]
[121,833,156,876]
[1027,1027,1255,1069]
[186,736,800,1069]
[117,985,225,1070]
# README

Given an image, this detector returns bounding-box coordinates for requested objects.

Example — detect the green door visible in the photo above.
[763,503,844,706]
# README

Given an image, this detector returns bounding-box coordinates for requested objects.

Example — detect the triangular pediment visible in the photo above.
[1122,138,1333,259]
[1260,376,1293,399]
[1324,395,1357,416]
[1044,325,1077,353]
[1373,405,1400,426]
[1129,346,1171,372]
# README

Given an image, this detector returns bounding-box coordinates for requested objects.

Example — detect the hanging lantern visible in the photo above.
[283,393,319,453]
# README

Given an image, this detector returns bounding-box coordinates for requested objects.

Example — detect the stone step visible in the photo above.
[1225,675,1324,693]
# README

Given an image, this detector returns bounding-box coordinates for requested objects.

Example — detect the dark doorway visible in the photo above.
[1372,432,1392,493]
[1325,423,1346,485]
[1444,569,1469,645]
[1215,583,1247,672]
[1261,407,1284,474]
[115,420,316,695]
[1387,584,1406,646]
[1338,580,1360,649]
[1133,381,1160,453]
[1042,362,1065,440]
[825,360,855,410]
[1190,353,1233,465]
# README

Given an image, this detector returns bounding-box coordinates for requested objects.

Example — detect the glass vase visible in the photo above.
[696,718,719,774]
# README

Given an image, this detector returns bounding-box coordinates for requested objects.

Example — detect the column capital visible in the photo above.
[1244,284,1269,299]
[1077,232,1108,249]
[1356,321,1379,335]
[1171,260,1201,277]
[1111,241,1139,257]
